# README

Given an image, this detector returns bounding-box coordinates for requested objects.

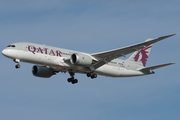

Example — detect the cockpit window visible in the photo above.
[7,45,15,47]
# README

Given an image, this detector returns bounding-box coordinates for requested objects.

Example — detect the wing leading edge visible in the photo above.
[91,34,177,69]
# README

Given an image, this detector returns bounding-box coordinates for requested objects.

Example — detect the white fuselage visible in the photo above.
[2,42,147,78]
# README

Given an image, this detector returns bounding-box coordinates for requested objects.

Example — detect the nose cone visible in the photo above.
[2,49,9,56]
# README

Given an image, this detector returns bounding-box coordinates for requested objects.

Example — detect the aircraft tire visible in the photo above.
[67,78,72,83]
[87,73,91,77]
[93,74,97,78]
[15,64,20,69]
[91,74,97,79]
[72,79,78,84]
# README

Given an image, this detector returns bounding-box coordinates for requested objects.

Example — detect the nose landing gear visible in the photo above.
[13,59,20,69]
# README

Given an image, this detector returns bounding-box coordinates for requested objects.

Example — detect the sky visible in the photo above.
[0,0,180,120]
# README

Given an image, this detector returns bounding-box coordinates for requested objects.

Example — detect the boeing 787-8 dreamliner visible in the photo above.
[2,34,176,84]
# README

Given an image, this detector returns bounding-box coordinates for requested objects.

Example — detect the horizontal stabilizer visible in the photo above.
[138,63,175,71]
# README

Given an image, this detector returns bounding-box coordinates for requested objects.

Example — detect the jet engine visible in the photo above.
[70,53,92,66]
[32,65,54,78]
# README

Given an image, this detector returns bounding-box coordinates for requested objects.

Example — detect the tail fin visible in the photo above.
[127,39,153,67]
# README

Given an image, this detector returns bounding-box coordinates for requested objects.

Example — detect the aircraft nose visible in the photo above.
[2,49,9,56]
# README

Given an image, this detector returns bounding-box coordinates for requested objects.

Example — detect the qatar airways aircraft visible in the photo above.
[2,34,176,84]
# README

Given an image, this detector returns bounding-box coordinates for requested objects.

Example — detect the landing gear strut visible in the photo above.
[67,72,78,84]
[87,72,97,79]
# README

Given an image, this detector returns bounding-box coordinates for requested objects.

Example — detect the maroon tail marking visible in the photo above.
[134,45,152,67]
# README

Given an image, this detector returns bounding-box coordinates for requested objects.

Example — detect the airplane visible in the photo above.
[2,34,176,84]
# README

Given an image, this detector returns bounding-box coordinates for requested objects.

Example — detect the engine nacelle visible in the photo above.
[70,53,92,66]
[32,65,54,78]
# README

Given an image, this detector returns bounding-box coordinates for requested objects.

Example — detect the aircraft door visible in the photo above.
[24,44,28,51]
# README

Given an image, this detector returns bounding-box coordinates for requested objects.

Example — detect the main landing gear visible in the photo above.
[67,72,78,84]
[87,72,97,79]
[67,72,98,84]
[13,59,20,69]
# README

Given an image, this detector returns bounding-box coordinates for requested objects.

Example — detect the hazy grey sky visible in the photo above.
[0,1,180,120]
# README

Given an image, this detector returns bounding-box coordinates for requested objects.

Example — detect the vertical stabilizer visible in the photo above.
[127,39,153,67]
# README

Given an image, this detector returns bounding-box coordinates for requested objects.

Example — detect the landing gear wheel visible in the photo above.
[68,78,78,84]
[72,79,78,84]
[87,72,97,79]
[15,64,20,69]
[67,78,73,83]
[92,74,97,78]
[87,73,91,77]
[74,79,78,83]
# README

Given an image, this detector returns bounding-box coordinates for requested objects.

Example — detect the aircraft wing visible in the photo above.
[91,34,176,69]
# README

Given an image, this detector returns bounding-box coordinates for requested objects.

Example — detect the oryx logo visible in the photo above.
[134,45,152,67]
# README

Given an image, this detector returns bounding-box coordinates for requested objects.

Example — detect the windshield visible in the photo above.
[7,45,15,47]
